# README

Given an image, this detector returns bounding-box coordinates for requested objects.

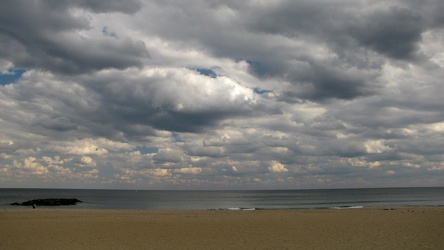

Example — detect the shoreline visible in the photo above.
[3,204,442,211]
[1,207,444,249]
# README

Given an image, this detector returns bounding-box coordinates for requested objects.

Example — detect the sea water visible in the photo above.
[0,187,443,210]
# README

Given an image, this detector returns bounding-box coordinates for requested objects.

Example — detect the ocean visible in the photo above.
[1,187,443,210]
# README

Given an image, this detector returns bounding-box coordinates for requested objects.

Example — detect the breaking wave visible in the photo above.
[330,206,364,209]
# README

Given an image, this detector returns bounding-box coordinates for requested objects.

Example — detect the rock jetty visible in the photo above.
[11,198,82,206]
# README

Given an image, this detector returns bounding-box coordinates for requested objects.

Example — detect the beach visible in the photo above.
[1,208,443,249]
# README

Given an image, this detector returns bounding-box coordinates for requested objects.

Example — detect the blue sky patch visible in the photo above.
[135,146,159,154]
[194,68,217,78]
[253,87,273,94]
[0,68,26,85]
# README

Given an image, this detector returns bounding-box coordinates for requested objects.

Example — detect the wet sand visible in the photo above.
[1,208,443,249]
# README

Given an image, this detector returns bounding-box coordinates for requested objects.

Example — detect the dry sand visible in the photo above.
[1,208,443,249]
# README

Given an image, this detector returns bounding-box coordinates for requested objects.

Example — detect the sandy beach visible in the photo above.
[1,208,443,249]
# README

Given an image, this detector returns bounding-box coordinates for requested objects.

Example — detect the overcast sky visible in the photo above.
[1,0,443,190]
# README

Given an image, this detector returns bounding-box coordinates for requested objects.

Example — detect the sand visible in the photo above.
[1,208,443,249]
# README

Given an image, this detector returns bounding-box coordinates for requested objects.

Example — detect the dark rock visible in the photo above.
[10,198,82,206]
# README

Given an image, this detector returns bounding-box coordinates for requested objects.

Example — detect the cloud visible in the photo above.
[102,26,118,39]
[350,7,424,60]
[386,170,396,175]
[74,67,257,134]
[64,0,143,14]
[13,157,48,175]
[0,0,443,189]
[268,161,288,173]
[0,0,148,74]
[0,67,257,142]
[80,156,96,167]
[176,167,202,175]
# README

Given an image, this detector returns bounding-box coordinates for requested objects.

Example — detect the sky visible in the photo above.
[1,0,443,190]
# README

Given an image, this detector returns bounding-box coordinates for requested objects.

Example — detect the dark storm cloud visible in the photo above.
[52,0,143,14]
[350,7,424,60]
[1,67,257,143]
[32,115,78,132]
[76,69,256,135]
[406,0,444,28]
[208,0,439,101]
[247,1,427,60]
[246,55,379,101]
[0,0,147,74]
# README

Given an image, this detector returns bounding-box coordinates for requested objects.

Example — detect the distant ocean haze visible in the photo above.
[1,187,443,210]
